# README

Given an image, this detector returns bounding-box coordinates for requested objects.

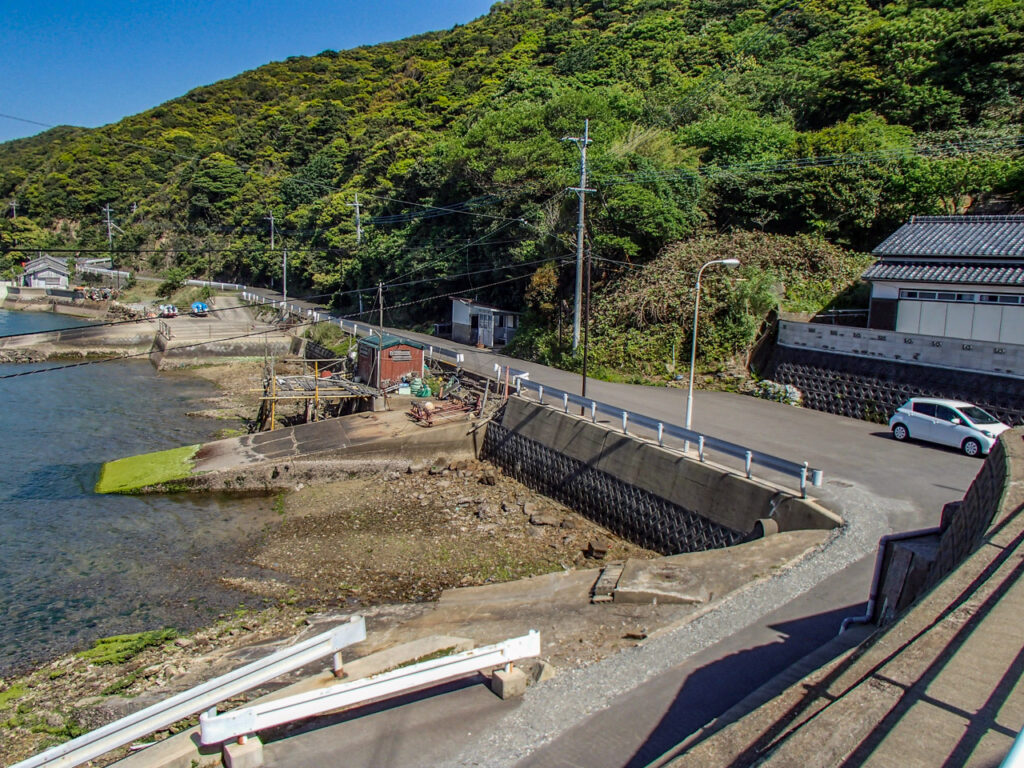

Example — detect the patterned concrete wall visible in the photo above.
[873,429,1023,625]
[765,346,1024,426]
[482,423,744,555]
[929,431,1020,584]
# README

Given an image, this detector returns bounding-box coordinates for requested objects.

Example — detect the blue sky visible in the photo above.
[0,1,496,144]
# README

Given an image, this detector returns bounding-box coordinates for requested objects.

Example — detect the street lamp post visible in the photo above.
[684,258,740,450]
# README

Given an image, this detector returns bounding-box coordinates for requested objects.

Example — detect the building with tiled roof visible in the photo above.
[21,255,70,289]
[864,215,1024,345]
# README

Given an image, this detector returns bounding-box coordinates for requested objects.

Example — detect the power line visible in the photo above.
[0,261,572,382]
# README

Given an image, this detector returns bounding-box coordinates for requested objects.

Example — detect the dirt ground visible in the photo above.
[243,462,656,606]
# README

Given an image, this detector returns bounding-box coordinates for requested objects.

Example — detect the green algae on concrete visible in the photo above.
[95,444,201,494]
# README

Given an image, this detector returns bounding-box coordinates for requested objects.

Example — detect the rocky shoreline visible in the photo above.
[0,359,660,766]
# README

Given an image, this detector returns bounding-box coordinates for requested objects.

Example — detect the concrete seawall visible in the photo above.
[96,410,480,494]
[149,329,296,369]
[483,398,840,554]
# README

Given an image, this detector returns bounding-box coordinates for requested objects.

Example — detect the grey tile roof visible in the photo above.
[873,215,1024,258]
[862,261,1024,285]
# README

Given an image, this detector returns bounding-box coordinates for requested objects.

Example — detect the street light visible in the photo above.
[684,258,740,449]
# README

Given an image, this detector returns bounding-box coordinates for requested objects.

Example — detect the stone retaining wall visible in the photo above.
[482,398,840,555]
[764,345,1024,426]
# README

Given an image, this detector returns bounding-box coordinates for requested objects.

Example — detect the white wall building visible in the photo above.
[451,298,521,347]
[864,215,1024,345]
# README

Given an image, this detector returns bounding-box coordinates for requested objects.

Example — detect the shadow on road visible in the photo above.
[623,603,865,768]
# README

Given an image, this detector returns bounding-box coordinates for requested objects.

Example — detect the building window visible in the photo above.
[899,289,1022,305]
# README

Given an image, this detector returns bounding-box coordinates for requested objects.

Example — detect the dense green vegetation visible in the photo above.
[2,0,1021,372]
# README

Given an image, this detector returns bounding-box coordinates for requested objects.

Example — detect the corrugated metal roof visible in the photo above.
[872,215,1024,258]
[357,333,425,351]
[862,261,1024,285]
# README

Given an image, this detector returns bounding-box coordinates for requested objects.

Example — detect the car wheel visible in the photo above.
[892,423,909,442]
[962,438,982,457]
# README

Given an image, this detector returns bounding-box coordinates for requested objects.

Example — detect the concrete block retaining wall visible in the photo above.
[483,398,840,555]
[778,319,1024,377]
[765,345,1024,426]
[872,428,1022,624]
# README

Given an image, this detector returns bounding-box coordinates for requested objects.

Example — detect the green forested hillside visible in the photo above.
[1,0,1022,370]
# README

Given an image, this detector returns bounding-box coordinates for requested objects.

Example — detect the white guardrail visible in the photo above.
[240,292,822,495]
[200,630,541,745]
[11,617,366,768]
[507,370,824,497]
[185,279,246,291]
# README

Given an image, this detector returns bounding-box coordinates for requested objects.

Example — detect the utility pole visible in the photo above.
[9,200,17,218]
[582,240,592,401]
[377,281,384,391]
[103,204,125,290]
[266,212,276,251]
[104,204,115,250]
[348,194,363,244]
[282,249,288,306]
[562,119,594,353]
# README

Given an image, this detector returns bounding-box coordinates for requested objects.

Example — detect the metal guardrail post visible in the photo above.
[657,422,664,447]
[538,385,544,404]
[812,468,824,487]
[745,451,753,478]
[801,462,808,498]
[563,393,569,413]
[622,412,628,434]
[590,401,597,423]
[698,436,705,462]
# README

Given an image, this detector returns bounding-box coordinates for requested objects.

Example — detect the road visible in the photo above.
[244,288,983,767]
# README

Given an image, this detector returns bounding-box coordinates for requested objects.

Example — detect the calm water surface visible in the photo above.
[0,309,279,674]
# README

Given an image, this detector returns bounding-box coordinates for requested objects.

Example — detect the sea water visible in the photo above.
[0,309,278,674]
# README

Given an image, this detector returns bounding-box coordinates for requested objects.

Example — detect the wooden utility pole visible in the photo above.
[563,119,594,353]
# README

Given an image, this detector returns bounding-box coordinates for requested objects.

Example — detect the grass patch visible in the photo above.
[0,684,27,710]
[95,445,200,494]
[78,629,177,666]
[101,670,143,696]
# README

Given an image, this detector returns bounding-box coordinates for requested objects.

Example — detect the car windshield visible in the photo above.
[959,406,999,425]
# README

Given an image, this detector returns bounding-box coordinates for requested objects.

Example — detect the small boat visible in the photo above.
[158,304,178,318]
[190,302,209,317]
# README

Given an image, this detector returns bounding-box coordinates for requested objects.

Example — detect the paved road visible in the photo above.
[242,289,984,767]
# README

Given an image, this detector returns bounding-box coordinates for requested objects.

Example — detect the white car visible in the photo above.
[888,398,1010,457]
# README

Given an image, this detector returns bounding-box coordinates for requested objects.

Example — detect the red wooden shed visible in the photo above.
[356,334,425,387]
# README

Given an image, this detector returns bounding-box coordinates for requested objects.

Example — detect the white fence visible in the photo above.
[199,631,541,745]
[11,617,366,768]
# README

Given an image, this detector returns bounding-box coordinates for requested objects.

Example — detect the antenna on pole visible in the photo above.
[562,119,594,353]
[348,194,363,244]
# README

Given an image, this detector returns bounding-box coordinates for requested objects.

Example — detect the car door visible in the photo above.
[909,401,938,442]
[932,404,965,448]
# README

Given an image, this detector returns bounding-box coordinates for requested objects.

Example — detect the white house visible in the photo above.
[450,298,521,347]
[21,255,70,289]
[863,215,1024,345]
